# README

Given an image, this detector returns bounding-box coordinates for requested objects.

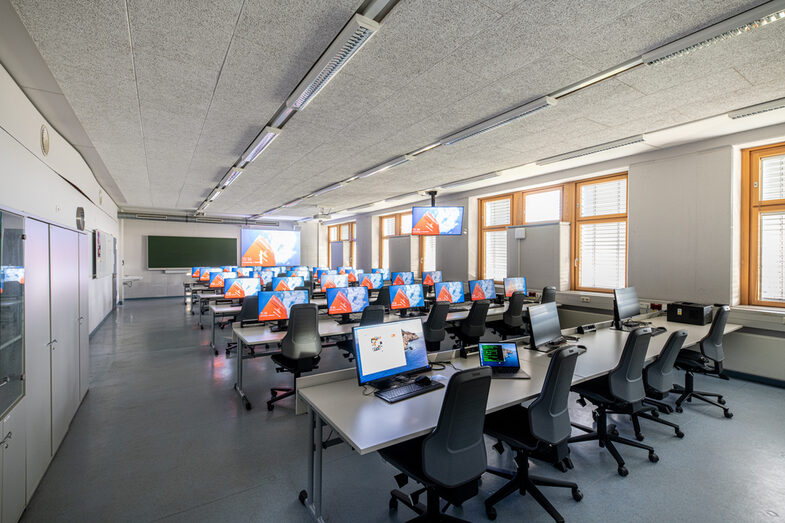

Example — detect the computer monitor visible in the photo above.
[389,284,425,313]
[479,342,520,368]
[503,277,527,298]
[209,271,237,289]
[411,206,464,236]
[272,276,305,291]
[191,267,201,278]
[257,290,309,321]
[316,269,337,284]
[320,274,349,291]
[221,266,236,272]
[613,287,641,330]
[390,271,414,285]
[223,278,262,298]
[287,269,310,279]
[422,271,443,286]
[337,266,353,274]
[255,270,274,285]
[235,267,252,277]
[359,272,383,290]
[372,268,390,280]
[528,302,562,349]
[200,267,221,282]
[346,269,364,283]
[326,287,369,316]
[353,318,429,386]
[434,281,465,303]
[469,279,496,300]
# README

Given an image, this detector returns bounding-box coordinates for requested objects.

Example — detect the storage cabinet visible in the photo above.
[2,404,26,523]
[78,234,89,401]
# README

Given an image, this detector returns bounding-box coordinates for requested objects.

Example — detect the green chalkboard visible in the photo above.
[147,236,237,268]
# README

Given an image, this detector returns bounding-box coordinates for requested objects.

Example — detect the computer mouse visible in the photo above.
[415,375,431,386]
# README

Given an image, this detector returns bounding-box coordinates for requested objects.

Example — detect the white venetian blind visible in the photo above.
[382,217,396,236]
[760,212,785,302]
[484,230,507,281]
[340,224,350,240]
[484,198,511,226]
[525,189,561,223]
[400,214,412,235]
[579,222,626,289]
[581,178,627,217]
[329,227,338,242]
[382,238,390,268]
[761,154,785,201]
[423,236,436,272]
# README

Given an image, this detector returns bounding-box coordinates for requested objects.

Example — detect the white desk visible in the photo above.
[209,304,242,355]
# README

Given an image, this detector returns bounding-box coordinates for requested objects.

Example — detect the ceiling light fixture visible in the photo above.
[441,96,557,146]
[240,126,281,166]
[283,197,306,208]
[220,167,244,189]
[550,58,643,99]
[440,172,503,189]
[642,0,785,64]
[312,183,344,196]
[358,155,412,179]
[536,135,645,165]
[208,189,222,201]
[728,96,785,119]
[286,14,380,111]
[409,142,441,156]
[384,192,420,203]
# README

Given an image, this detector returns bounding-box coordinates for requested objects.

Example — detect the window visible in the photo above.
[742,143,785,307]
[379,212,412,269]
[421,235,436,273]
[327,222,355,268]
[479,196,512,280]
[524,188,561,223]
[575,175,627,291]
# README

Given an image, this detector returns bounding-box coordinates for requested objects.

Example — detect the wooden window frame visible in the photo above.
[327,221,355,268]
[741,142,785,308]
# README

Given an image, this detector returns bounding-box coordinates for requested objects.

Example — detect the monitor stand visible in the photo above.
[270,319,287,332]
[398,309,409,318]
[335,313,354,325]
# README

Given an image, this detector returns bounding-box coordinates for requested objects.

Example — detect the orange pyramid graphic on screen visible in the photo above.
[437,286,454,303]
[347,272,357,283]
[392,288,411,309]
[259,295,287,321]
[225,282,245,299]
[200,273,210,281]
[323,280,336,289]
[393,274,405,285]
[423,273,434,286]
[274,280,291,291]
[329,291,352,314]
[360,276,373,289]
[243,236,276,266]
[211,275,225,288]
[413,211,439,235]
[471,284,486,300]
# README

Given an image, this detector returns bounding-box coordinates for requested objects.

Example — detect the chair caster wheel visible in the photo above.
[243,398,252,411]
[485,504,497,520]
[635,433,644,442]
[492,441,505,454]
[555,462,567,473]
[214,349,218,356]
[676,430,685,438]
[299,490,308,505]
[617,466,628,477]
[675,406,683,413]
[609,426,619,437]
[651,410,659,418]
[389,496,397,511]
[566,457,574,469]
[572,488,583,502]
[649,452,659,463]
[267,403,274,411]
[200,325,204,330]
[718,397,726,405]
[724,410,733,419]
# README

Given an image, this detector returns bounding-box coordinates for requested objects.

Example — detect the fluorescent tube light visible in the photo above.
[728,97,785,119]
[283,197,306,208]
[358,155,412,179]
[286,14,380,111]
[208,189,222,201]
[440,172,503,189]
[441,96,557,146]
[536,135,645,165]
[384,192,420,203]
[642,0,785,64]
[343,175,360,183]
[220,167,244,189]
[409,142,441,156]
[550,58,643,98]
[240,126,281,166]
[312,183,343,197]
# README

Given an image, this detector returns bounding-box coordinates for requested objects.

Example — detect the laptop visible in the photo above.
[478,342,530,379]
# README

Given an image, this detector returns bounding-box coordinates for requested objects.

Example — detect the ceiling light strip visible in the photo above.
[549,58,643,99]
[240,126,282,166]
[409,142,441,156]
[728,97,785,119]
[440,172,503,189]
[312,183,344,196]
[220,167,244,189]
[536,135,645,166]
[357,155,412,178]
[384,191,420,202]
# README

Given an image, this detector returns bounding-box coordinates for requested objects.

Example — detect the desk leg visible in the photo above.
[233,339,252,410]
[198,299,204,329]
[210,310,217,354]
[302,408,326,523]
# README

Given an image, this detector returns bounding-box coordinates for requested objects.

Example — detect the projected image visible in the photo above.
[504,277,527,297]
[327,287,370,315]
[258,290,309,321]
[209,271,237,289]
[411,206,464,236]
[435,282,465,303]
[422,271,443,286]
[391,272,414,285]
[469,279,496,300]
[359,272,383,290]
[346,269,364,283]
[389,284,425,310]
[241,229,301,267]
[372,268,390,280]
[273,276,305,291]
[321,274,348,291]
[223,278,262,298]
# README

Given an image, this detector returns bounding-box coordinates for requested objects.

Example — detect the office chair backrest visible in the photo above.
[280,304,321,360]
[239,295,259,322]
[645,330,687,393]
[422,367,492,488]
[374,286,391,308]
[503,291,526,327]
[528,346,580,445]
[462,299,490,338]
[359,305,385,326]
[541,286,557,304]
[608,327,652,403]
[424,302,450,341]
[700,305,729,362]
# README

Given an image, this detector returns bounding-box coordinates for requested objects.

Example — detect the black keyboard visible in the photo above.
[492,366,519,374]
[375,381,445,403]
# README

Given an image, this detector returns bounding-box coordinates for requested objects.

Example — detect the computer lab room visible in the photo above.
[1,0,785,522]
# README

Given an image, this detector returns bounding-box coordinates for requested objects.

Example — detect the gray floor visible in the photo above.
[21,298,785,522]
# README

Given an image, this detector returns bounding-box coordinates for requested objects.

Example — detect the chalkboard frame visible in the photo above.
[146,236,237,269]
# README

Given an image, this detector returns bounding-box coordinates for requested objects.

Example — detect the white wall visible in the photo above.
[0,63,119,332]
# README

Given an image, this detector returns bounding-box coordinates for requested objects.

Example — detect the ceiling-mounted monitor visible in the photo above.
[411,206,464,236]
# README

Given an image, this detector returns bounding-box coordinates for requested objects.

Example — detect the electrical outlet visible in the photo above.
[580,296,591,303]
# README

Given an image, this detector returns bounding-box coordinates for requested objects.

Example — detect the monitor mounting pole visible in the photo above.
[426,190,437,206]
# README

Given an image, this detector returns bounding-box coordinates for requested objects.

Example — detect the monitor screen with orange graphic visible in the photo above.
[241,230,300,267]
[411,206,464,236]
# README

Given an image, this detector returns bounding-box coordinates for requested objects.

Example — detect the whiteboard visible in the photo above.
[93,229,115,278]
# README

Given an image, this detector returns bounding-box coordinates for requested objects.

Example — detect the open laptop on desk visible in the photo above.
[479,342,530,379]
[353,318,444,404]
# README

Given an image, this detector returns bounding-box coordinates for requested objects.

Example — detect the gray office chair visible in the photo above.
[424,302,451,352]
[541,286,557,304]
[490,291,526,340]
[672,305,732,418]
[380,367,492,522]
[338,305,385,361]
[484,346,583,522]
[267,304,321,411]
[224,296,259,356]
[449,300,490,354]
[569,327,659,477]
[373,285,391,311]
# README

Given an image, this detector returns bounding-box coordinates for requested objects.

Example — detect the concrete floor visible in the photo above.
[20,298,785,522]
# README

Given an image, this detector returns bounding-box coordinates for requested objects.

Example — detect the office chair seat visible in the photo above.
[674,350,715,372]
[484,405,540,450]
[270,353,320,373]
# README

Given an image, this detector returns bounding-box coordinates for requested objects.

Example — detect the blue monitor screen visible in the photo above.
[241,229,301,267]
[372,268,390,280]
[411,206,464,236]
[272,276,305,291]
[359,272,383,290]
[200,267,222,282]
[316,269,337,283]
[191,267,201,278]
[469,279,496,300]
[434,282,465,303]
[320,274,348,291]
[389,284,425,310]
[353,318,429,385]
[257,290,309,321]
[346,269,364,283]
[479,342,520,368]
[223,278,262,298]
[326,287,370,315]
[422,271,443,286]
[504,277,527,297]
[209,271,237,289]
[255,270,274,285]
[390,272,414,285]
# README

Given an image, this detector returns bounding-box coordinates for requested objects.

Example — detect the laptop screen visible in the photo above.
[478,343,520,368]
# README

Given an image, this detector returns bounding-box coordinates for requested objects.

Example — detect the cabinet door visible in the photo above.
[49,226,79,453]
[78,233,90,401]
[2,404,27,523]
[23,218,51,499]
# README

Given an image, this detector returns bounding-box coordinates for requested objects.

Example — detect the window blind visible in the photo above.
[329,228,337,242]
[761,154,785,201]
[382,238,390,268]
[423,236,436,272]
[581,178,627,217]
[579,221,626,289]
[484,199,511,226]
[525,189,561,223]
[400,214,412,235]
[340,224,350,240]
[760,212,785,302]
[382,218,396,236]
[484,230,507,281]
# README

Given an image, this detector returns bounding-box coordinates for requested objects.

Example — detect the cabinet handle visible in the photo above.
[0,431,11,449]
[47,339,58,349]
[0,376,8,388]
